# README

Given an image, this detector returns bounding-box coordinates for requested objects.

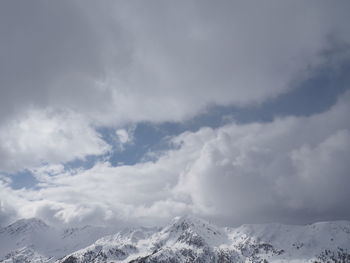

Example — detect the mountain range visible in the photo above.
[0,216,349,262]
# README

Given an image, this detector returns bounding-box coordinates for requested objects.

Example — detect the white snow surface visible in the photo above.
[1,216,350,262]
[0,218,116,262]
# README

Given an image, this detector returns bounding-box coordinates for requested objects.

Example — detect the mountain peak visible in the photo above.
[170,215,220,231]
[169,215,221,232]
[157,215,225,248]
[2,217,350,263]
[171,214,208,225]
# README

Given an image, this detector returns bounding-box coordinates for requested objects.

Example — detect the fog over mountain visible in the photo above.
[0,0,350,232]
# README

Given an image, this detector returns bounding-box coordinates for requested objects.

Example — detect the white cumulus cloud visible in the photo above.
[1,92,349,226]
[0,109,110,172]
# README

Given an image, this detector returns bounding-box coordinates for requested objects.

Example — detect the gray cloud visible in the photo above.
[1,92,349,226]
[0,1,350,226]
[1,0,349,125]
[175,92,350,225]
[0,1,98,118]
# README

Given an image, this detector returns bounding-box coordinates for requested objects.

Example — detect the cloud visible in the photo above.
[115,127,135,151]
[174,92,350,224]
[0,0,350,126]
[0,109,110,172]
[288,129,350,212]
[1,91,349,226]
[0,0,350,174]
[116,129,131,144]
[0,1,350,227]
[96,0,350,124]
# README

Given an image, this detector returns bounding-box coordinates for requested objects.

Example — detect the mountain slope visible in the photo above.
[0,218,116,262]
[229,221,350,261]
[58,216,350,263]
[1,216,350,263]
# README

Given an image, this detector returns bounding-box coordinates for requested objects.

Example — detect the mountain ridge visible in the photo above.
[1,216,350,262]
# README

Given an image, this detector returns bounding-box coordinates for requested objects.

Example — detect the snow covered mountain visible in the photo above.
[1,216,350,263]
[0,218,116,262]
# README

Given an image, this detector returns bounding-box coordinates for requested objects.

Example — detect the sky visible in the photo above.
[0,0,350,228]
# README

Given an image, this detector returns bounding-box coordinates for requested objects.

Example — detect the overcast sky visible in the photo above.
[0,0,350,228]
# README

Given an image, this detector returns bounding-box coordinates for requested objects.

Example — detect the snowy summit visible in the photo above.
[1,216,350,263]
